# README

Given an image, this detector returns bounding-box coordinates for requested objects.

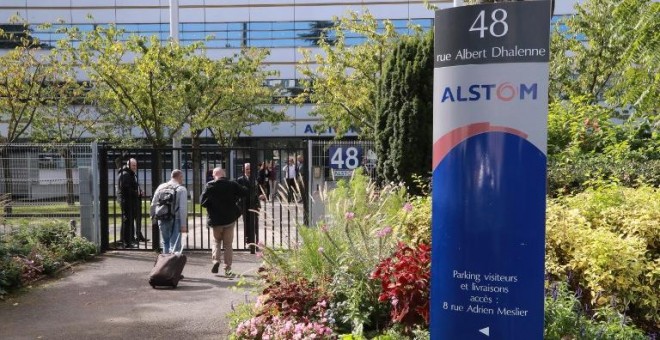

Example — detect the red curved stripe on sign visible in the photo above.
[433,123,528,169]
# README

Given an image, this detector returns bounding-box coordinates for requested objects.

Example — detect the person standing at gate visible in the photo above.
[117,158,145,248]
[267,160,277,201]
[257,161,270,200]
[150,169,188,254]
[236,163,265,253]
[200,167,247,278]
[282,158,298,203]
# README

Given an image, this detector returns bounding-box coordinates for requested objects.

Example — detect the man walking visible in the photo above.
[236,163,264,253]
[200,167,247,278]
[150,169,188,254]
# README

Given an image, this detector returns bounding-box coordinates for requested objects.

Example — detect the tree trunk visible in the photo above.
[61,147,76,206]
[1,148,12,214]
[191,132,202,204]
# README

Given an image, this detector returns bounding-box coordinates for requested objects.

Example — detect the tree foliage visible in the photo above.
[61,25,196,148]
[0,27,48,146]
[180,48,284,147]
[548,0,660,179]
[376,32,433,193]
[298,10,403,139]
[551,0,660,116]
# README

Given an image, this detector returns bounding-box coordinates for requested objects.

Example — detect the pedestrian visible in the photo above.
[117,158,147,248]
[257,161,270,200]
[150,169,188,254]
[236,163,265,253]
[282,157,298,203]
[200,167,247,278]
[267,160,277,201]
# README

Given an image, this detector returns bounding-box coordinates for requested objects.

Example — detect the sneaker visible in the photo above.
[224,269,237,278]
[211,263,219,274]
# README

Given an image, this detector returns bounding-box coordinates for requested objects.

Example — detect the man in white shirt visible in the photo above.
[282,157,298,203]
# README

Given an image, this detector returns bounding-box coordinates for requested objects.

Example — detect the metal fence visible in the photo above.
[0,143,98,239]
[308,140,377,225]
[0,141,378,252]
[99,145,308,252]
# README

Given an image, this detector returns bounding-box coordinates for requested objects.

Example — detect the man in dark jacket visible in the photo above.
[200,167,247,278]
[117,158,146,248]
[236,163,264,254]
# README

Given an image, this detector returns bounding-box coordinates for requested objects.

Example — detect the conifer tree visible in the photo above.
[376,32,433,194]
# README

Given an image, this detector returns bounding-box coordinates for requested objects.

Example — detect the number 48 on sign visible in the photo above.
[328,145,363,177]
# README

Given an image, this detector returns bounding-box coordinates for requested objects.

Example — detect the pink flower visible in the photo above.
[403,202,413,212]
[255,252,263,259]
[318,247,324,253]
[320,224,329,232]
[345,211,355,220]
[377,226,393,238]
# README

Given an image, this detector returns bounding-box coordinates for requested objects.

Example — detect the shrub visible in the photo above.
[547,156,660,197]
[544,282,647,340]
[394,196,430,245]
[371,242,430,331]
[0,221,97,297]
[546,186,660,333]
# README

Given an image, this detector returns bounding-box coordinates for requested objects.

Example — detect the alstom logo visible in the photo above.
[440,82,538,103]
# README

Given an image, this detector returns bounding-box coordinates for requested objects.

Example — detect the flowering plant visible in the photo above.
[370,242,431,329]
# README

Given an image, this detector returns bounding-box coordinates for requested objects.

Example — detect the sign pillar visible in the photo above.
[431,2,550,339]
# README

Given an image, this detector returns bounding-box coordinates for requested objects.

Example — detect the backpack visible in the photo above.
[154,184,178,221]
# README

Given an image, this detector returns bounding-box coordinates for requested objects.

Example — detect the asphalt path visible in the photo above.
[0,251,262,340]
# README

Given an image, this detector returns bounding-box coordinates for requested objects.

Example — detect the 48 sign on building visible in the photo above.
[328,145,363,177]
[431,1,551,339]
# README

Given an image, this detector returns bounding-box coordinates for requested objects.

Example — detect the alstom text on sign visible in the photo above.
[440,82,538,103]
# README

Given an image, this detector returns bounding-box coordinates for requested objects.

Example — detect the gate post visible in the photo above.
[98,143,110,252]
[150,148,161,250]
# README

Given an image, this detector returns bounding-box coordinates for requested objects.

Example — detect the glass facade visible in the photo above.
[23,18,434,49]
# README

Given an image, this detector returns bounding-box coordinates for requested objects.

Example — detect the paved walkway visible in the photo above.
[0,251,262,340]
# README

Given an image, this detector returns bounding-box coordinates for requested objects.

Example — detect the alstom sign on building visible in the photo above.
[431,1,550,339]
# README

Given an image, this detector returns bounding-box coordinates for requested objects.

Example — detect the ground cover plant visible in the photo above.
[0,221,97,298]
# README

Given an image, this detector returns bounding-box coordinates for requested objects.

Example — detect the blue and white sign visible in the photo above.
[328,145,363,177]
[431,2,551,339]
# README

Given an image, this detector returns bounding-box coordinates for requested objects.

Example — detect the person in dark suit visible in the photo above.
[236,163,265,254]
[117,158,146,247]
[200,167,247,278]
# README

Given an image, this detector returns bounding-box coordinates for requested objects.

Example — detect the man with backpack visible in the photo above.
[150,169,188,254]
[200,167,247,278]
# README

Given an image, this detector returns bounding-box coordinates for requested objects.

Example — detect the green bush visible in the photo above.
[546,186,660,332]
[0,222,97,297]
[394,196,430,245]
[547,156,660,197]
[545,282,647,340]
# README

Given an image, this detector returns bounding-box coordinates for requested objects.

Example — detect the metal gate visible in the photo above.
[99,145,307,251]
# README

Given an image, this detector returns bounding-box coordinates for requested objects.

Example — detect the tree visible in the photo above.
[298,10,403,139]
[180,47,285,202]
[30,43,103,205]
[550,0,660,160]
[376,32,433,194]
[62,24,199,187]
[0,28,49,212]
[551,0,659,109]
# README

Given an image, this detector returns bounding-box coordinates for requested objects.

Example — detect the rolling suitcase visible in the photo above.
[149,235,186,288]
